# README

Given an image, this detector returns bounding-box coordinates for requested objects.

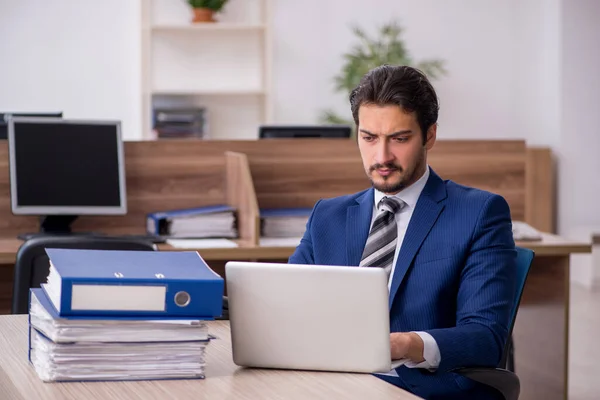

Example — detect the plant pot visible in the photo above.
[192,7,215,23]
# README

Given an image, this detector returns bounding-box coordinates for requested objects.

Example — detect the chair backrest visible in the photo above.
[499,246,535,368]
[11,236,156,314]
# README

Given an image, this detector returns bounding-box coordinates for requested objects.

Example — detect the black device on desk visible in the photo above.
[0,112,63,139]
[259,125,352,139]
[7,117,127,240]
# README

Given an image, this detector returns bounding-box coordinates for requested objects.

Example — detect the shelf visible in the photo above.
[152,23,266,32]
[141,0,273,140]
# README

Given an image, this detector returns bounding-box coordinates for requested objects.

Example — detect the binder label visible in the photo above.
[71,285,167,311]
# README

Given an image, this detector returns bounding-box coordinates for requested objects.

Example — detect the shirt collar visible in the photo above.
[374,165,430,211]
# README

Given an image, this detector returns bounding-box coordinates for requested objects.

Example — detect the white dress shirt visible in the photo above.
[370,166,441,372]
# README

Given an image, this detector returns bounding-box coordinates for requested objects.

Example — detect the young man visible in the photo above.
[289,65,516,399]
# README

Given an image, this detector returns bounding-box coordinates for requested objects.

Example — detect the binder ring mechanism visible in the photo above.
[174,291,191,307]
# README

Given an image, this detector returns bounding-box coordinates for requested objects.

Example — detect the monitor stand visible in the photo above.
[17,215,97,241]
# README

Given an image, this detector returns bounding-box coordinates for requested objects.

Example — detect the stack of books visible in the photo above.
[260,208,312,238]
[28,248,224,382]
[147,205,238,239]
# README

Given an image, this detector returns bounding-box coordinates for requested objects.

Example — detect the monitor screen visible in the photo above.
[8,118,127,215]
[259,125,352,139]
[0,112,63,139]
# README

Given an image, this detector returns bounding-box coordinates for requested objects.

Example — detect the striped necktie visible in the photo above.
[359,196,406,278]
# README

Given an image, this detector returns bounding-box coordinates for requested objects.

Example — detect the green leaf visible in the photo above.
[186,0,228,11]
[328,20,447,98]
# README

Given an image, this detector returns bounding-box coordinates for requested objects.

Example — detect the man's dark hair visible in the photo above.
[350,65,439,143]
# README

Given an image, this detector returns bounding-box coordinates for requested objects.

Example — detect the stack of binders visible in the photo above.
[146,205,238,239]
[260,208,312,238]
[27,248,224,382]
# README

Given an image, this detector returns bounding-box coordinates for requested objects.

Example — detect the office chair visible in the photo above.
[454,246,535,400]
[219,296,229,320]
[11,236,156,314]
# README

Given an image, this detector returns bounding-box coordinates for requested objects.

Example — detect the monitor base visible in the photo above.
[40,215,79,234]
[17,231,97,241]
[16,215,95,241]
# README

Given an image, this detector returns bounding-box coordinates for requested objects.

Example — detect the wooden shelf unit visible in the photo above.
[140,0,273,140]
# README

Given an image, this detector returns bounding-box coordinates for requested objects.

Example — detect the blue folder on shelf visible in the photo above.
[146,204,237,238]
[43,248,224,318]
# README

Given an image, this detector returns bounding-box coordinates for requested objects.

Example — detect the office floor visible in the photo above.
[569,284,599,399]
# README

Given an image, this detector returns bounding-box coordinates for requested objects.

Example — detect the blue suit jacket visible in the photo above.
[289,168,516,399]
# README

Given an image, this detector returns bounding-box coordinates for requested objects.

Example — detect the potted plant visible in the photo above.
[321,21,447,134]
[186,0,229,23]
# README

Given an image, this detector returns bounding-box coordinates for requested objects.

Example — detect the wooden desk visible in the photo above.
[0,136,571,398]
[0,233,590,400]
[512,234,590,400]
[0,316,418,400]
[0,234,591,398]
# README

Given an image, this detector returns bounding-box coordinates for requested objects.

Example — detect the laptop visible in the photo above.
[225,261,406,373]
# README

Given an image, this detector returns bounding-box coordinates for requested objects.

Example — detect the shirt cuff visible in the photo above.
[404,331,441,370]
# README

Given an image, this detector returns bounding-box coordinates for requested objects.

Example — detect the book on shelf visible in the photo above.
[147,204,238,239]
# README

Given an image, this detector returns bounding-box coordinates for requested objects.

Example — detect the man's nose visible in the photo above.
[375,142,394,165]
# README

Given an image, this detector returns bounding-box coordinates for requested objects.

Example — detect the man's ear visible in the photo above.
[424,124,437,150]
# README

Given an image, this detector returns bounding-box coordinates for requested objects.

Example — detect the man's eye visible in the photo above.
[394,137,408,143]
[362,136,374,142]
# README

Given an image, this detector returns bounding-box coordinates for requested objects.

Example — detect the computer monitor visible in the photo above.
[0,112,63,139]
[7,117,127,237]
[259,125,352,139]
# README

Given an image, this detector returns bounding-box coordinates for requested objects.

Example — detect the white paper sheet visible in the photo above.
[166,238,239,249]
[259,237,302,247]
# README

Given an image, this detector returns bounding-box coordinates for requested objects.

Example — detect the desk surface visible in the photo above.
[0,316,417,400]
[0,233,590,264]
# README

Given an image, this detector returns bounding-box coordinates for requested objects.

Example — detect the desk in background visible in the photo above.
[0,316,418,400]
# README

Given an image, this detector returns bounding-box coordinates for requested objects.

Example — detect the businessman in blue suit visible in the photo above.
[289,65,516,399]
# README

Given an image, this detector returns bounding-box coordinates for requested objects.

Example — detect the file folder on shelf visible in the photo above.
[146,205,238,239]
[260,208,312,238]
[43,248,224,318]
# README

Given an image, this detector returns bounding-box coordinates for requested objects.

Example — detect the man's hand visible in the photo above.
[390,332,425,363]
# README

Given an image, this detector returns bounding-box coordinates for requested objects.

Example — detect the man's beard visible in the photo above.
[368,162,407,193]
[368,155,424,194]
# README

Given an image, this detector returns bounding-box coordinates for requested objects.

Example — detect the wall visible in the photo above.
[0,0,142,139]
[558,0,600,287]
[273,0,526,140]
[512,0,562,148]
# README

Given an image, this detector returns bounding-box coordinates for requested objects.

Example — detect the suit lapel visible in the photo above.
[389,169,447,308]
[346,189,374,266]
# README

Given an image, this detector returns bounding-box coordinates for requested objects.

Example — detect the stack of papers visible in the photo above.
[512,221,543,241]
[29,329,206,382]
[28,288,211,382]
[260,208,311,238]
